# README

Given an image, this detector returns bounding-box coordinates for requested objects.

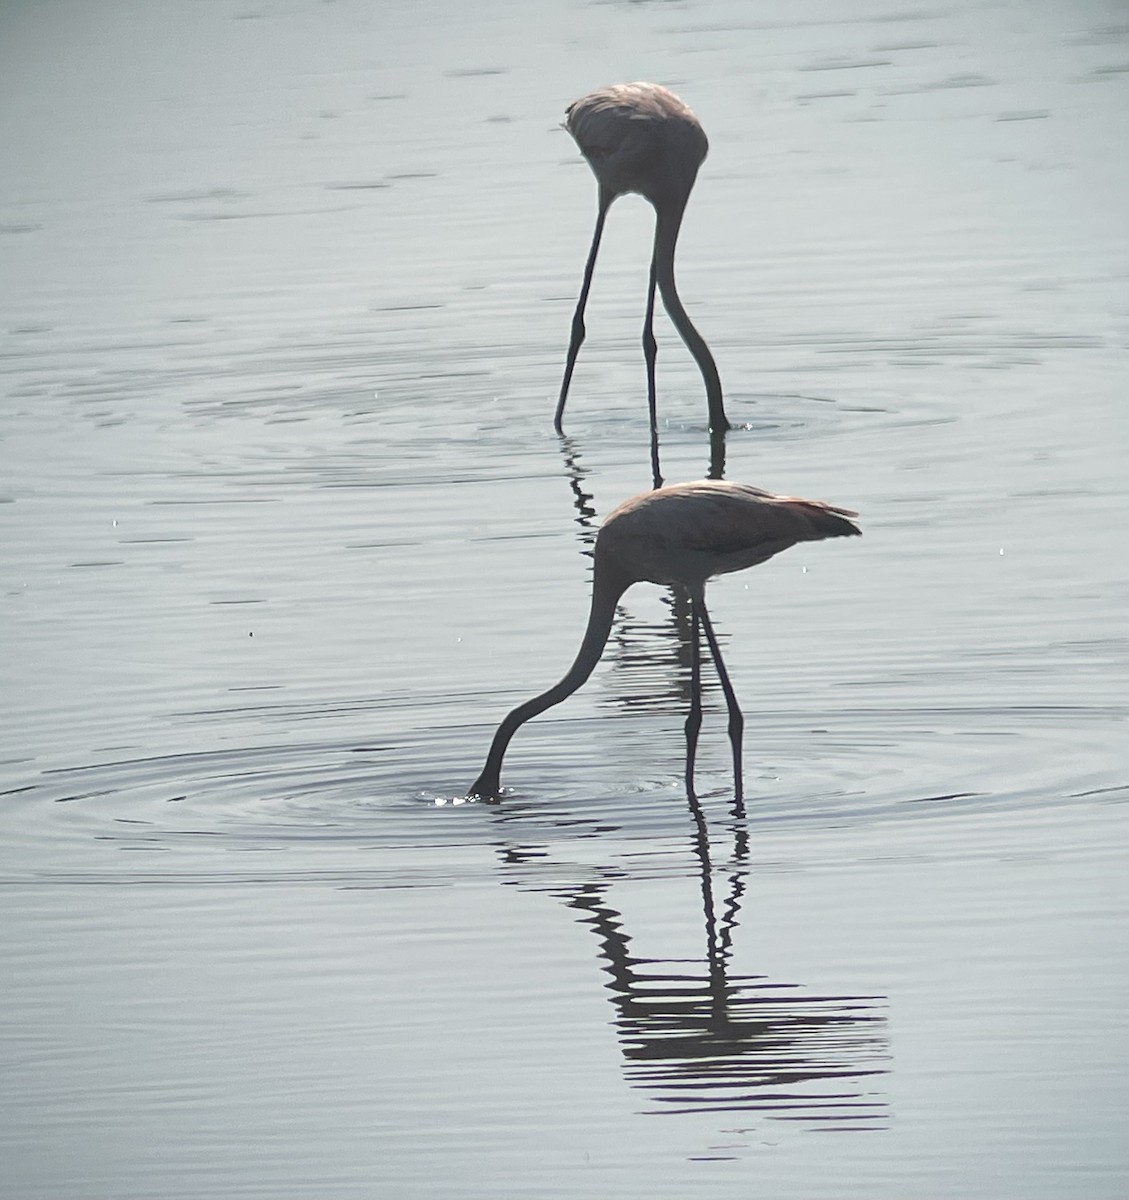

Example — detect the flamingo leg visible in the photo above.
[653,203,730,435]
[697,597,745,811]
[643,254,662,489]
[554,200,610,433]
[684,595,703,796]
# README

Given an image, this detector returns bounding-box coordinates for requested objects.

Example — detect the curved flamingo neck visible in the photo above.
[653,200,729,433]
[468,561,629,800]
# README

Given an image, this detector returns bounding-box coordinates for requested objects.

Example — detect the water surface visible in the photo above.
[1,1,1126,1197]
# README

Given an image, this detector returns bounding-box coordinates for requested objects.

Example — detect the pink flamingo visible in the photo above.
[469,480,859,802]
[553,82,730,446]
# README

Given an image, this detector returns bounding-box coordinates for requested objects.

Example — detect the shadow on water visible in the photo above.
[490,791,889,1128]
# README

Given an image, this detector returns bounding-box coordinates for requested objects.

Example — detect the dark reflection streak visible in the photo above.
[556,434,599,547]
[708,425,727,482]
[685,784,751,980]
[684,601,704,798]
[717,836,750,945]
[684,786,728,1024]
[486,799,888,1127]
[650,416,663,490]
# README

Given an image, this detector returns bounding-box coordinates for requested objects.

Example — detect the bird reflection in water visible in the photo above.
[492,796,889,1129]
[557,435,601,550]
[488,448,879,1127]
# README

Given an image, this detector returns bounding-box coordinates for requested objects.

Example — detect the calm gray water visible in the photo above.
[2,1,1127,1197]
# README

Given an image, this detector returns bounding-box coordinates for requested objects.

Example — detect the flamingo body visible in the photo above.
[555,82,729,448]
[565,82,708,209]
[599,480,859,590]
[468,480,859,801]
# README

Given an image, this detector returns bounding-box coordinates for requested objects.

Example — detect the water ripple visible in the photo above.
[2,699,1120,889]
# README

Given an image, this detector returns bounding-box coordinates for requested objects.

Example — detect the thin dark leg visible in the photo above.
[554,202,609,434]
[643,255,662,488]
[654,203,730,434]
[684,596,703,796]
[698,598,745,814]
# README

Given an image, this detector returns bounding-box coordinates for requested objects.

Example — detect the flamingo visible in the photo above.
[553,82,730,452]
[468,480,860,802]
